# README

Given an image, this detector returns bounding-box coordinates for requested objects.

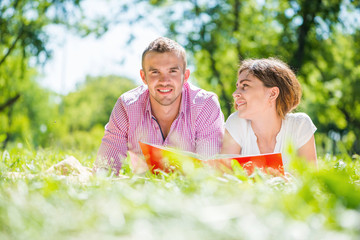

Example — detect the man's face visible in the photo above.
[140,51,190,109]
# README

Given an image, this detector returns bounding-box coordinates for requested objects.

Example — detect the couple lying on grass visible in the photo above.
[94,37,316,176]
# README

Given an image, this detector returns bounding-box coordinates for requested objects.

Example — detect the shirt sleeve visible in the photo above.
[94,97,129,175]
[194,95,225,157]
[292,113,317,149]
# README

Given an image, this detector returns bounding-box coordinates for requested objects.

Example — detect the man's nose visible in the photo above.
[159,72,170,82]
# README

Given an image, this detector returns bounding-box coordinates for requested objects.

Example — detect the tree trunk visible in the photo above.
[209,55,232,117]
[233,0,242,62]
[290,0,322,71]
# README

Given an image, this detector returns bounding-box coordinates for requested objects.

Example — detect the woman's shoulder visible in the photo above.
[285,112,313,124]
[281,113,317,150]
[284,112,316,139]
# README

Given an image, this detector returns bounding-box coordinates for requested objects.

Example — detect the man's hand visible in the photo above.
[46,156,92,176]
[128,151,149,174]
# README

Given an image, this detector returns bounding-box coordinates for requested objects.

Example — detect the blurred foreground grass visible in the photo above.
[0,148,359,240]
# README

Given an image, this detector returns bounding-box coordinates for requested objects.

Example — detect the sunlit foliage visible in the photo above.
[0,149,359,239]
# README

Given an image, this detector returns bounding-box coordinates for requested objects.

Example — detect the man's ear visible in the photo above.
[140,69,147,85]
[184,69,190,83]
[269,87,279,102]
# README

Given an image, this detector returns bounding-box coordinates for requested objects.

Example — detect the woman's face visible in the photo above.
[233,70,274,119]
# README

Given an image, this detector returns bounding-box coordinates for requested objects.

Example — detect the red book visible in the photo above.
[139,141,284,175]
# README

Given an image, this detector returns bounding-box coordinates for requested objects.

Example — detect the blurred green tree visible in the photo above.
[0,0,108,68]
[58,75,136,151]
[0,0,109,149]
[0,54,60,149]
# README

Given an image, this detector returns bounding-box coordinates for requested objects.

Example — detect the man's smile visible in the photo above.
[158,89,172,93]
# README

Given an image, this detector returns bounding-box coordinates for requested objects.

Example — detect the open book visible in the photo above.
[139,141,284,175]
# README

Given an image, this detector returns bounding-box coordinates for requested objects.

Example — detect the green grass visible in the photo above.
[0,148,359,239]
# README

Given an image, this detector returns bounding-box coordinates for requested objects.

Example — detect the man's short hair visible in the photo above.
[142,37,187,71]
[237,58,302,119]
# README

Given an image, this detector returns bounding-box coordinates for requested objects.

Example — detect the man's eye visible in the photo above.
[242,84,248,89]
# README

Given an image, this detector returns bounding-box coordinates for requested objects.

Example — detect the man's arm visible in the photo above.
[195,95,225,157]
[94,98,129,175]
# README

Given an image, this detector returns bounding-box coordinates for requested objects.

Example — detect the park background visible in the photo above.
[1,0,360,239]
[1,0,360,155]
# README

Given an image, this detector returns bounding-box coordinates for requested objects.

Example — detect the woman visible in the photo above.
[221,58,317,169]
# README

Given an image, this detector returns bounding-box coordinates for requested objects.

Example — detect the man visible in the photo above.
[95,37,224,175]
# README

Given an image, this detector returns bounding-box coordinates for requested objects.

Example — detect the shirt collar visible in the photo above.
[178,81,189,118]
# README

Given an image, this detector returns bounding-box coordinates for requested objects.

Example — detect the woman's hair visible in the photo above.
[238,58,302,118]
[142,37,187,71]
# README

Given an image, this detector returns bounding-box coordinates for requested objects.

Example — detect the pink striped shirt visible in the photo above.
[95,82,224,174]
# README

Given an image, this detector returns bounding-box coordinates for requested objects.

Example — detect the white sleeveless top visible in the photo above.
[225,112,316,169]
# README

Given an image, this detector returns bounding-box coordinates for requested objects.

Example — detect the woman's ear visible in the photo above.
[269,87,279,102]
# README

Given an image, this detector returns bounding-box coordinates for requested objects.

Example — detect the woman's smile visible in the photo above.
[235,100,246,109]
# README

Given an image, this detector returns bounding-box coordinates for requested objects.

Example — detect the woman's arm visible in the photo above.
[297,135,317,165]
[221,129,242,154]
